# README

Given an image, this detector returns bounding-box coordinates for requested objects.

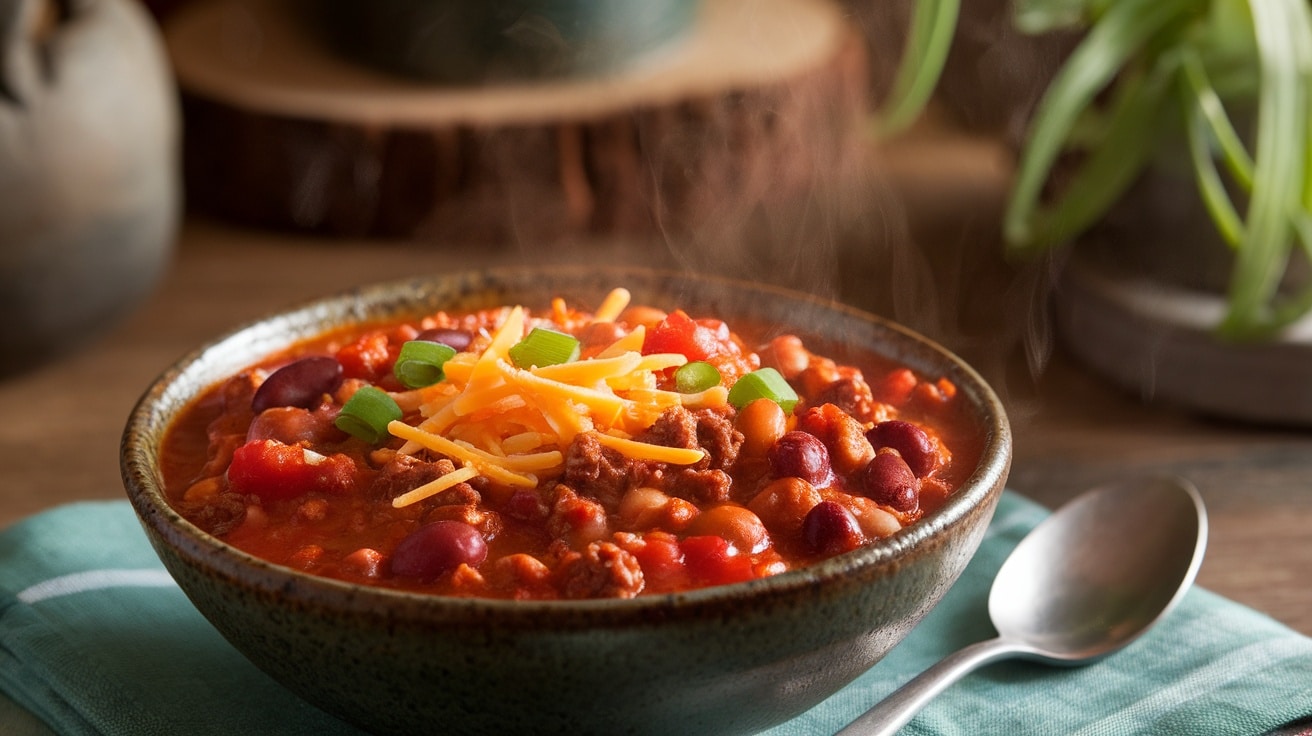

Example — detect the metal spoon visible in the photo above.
[839,475,1208,736]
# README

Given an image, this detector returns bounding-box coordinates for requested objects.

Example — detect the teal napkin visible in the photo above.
[2,492,1310,736]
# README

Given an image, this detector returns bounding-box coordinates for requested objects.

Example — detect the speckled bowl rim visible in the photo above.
[122,265,1011,629]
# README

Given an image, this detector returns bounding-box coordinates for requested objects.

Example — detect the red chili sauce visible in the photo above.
[161,292,984,600]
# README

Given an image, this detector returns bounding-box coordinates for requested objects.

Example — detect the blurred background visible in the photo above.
[2,0,1041,387]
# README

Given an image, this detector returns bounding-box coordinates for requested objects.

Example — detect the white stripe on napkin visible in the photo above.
[17,569,178,604]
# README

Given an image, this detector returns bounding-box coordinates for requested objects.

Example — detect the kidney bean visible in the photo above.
[251,356,344,414]
[768,431,831,485]
[415,328,473,352]
[834,494,903,539]
[802,501,864,556]
[866,420,937,477]
[858,449,919,513]
[246,406,340,446]
[390,520,488,580]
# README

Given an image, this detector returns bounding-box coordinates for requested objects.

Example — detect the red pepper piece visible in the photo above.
[680,535,755,587]
[628,532,687,593]
[227,439,356,501]
[335,331,397,382]
[642,310,723,362]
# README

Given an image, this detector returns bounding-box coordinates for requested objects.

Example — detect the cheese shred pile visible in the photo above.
[387,290,726,508]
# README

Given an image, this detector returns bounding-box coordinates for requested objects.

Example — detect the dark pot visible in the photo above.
[314,0,702,84]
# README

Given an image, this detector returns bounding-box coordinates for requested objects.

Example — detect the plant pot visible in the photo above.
[869,1,1312,426]
[0,0,181,378]
[1053,149,1312,426]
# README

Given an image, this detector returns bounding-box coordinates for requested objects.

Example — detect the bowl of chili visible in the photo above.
[121,265,1011,735]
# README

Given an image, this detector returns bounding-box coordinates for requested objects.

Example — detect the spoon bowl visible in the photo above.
[840,476,1208,735]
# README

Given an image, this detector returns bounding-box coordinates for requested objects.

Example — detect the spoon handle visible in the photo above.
[836,637,1020,736]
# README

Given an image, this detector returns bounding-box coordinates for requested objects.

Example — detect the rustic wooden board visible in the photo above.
[165,0,869,242]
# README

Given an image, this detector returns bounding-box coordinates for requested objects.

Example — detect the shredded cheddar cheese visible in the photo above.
[384,290,720,502]
[388,421,541,488]
[592,287,631,323]
[596,325,645,358]
[592,432,707,465]
[391,465,479,508]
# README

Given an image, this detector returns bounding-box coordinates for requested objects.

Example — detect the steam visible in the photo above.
[179,0,1060,405]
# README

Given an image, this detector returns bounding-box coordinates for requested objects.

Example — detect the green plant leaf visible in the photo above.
[1266,215,1312,327]
[1180,47,1255,191]
[1029,56,1178,248]
[1004,0,1197,254]
[1219,0,1310,338]
[1013,0,1129,34]
[1183,91,1245,250]
[875,0,960,136]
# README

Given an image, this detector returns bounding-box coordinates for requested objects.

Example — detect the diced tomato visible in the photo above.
[335,331,397,382]
[680,535,755,587]
[913,377,957,405]
[873,368,917,406]
[628,532,687,593]
[227,439,356,501]
[642,310,723,362]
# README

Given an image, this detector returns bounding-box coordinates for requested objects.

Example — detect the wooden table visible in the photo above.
[1,134,1310,733]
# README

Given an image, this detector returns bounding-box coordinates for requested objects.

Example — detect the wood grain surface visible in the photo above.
[167,0,867,241]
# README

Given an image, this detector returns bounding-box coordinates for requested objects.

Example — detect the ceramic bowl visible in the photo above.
[121,266,1011,735]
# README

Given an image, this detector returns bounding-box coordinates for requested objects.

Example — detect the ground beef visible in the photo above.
[210,373,259,437]
[561,432,636,509]
[665,468,733,505]
[370,455,478,504]
[641,405,699,451]
[183,492,248,536]
[547,484,610,548]
[691,406,743,471]
[423,504,502,538]
[198,373,260,478]
[812,374,876,424]
[556,541,644,599]
[640,405,743,471]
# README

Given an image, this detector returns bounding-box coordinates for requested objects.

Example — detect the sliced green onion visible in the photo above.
[394,340,457,389]
[335,386,402,444]
[674,361,721,394]
[727,368,798,414]
[508,328,580,368]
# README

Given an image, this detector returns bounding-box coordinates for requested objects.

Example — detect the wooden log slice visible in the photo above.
[166,0,869,243]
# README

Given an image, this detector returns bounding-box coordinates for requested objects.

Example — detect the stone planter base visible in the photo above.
[1054,248,1312,426]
